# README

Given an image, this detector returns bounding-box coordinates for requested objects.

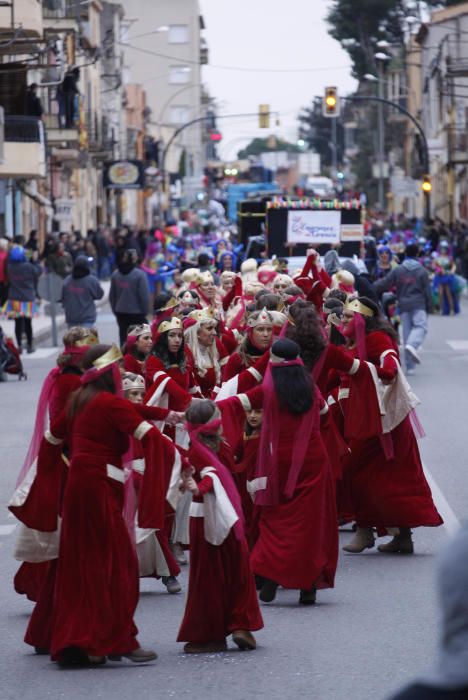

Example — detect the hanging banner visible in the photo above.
[287,209,341,245]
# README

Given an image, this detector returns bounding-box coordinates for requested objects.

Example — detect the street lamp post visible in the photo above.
[374,52,391,209]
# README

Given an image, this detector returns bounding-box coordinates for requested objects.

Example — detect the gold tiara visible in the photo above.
[345,298,374,317]
[188,308,215,323]
[92,344,123,370]
[158,317,183,334]
[247,308,274,327]
[160,297,179,313]
[128,323,151,338]
[122,373,145,391]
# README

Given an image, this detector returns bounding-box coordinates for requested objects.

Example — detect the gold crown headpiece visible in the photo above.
[344,298,374,317]
[187,308,215,324]
[247,308,274,328]
[127,323,151,339]
[122,373,145,392]
[157,317,183,335]
[92,344,123,370]
[159,297,179,313]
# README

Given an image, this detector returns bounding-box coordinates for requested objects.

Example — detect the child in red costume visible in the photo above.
[177,400,263,654]
[123,371,182,595]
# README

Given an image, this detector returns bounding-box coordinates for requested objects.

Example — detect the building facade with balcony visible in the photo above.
[416,2,468,222]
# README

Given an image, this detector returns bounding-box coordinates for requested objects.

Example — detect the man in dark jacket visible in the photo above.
[374,243,432,374]
[61,255,104,328]
[109,249,150,345]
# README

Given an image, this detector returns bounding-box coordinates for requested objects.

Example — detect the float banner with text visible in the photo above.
[287,210,341,245]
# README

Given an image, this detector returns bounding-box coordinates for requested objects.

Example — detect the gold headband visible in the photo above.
[92,344,123,370]
[158,317,183,334]
[345,298,374,317]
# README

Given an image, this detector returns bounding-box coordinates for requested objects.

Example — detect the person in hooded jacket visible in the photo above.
[61,255,104,328]
[388,525,468,700]
[374,243,432,374]
[109,249,150,345]
[2,245,40,353]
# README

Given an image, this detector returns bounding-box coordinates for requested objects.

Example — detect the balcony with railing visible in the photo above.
[43,0,79,29]
[0,0,42,38]
[0,116,46,178]
[85,110,114,155]
[43,112,79,146]
[447,127,468,164]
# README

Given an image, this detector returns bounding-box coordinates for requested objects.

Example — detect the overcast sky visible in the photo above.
[199,0,357,160]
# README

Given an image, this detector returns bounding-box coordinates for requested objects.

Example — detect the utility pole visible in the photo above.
[344,94,431,221]
[377,63,385,209]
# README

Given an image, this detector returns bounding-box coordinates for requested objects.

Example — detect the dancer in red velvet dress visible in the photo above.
[177,400,263,654]
[12,326,98,603]
[223,309,273,382]
[11,344,173,666]
[218,338,338,606]
[145,316,196,567]
[324,297,443,554]
[123,371,183,595]
[184,309,228,398]
[122,323,152,376]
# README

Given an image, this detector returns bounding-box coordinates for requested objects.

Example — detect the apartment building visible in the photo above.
[121,0,208,203]
[415,1,468,222]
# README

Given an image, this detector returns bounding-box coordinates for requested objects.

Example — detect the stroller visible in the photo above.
[0,326,27,381]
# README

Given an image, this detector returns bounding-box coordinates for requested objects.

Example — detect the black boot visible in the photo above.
[299,586,317,606]
[259,578,279,603]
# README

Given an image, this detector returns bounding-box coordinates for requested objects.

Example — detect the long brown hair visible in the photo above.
[67,344,116,419]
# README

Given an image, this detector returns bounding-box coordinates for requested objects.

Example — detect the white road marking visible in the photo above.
[446,340,468,351]
[424,465,460,537]
[0,524,16,536]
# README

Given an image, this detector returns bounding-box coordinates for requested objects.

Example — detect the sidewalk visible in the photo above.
[1,280,111,348]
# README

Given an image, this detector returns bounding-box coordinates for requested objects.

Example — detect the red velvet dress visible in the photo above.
[14,367,82,603]
[145,355,193,567]
[337,332,443,532]
[185,338,228,398]
[219,389,339,592]
[177,449,263,644]
[21,392,169,659]
[123,352,145,377]
[234,432,261,550]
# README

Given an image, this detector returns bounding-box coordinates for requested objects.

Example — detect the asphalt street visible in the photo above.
[0,307,466,700]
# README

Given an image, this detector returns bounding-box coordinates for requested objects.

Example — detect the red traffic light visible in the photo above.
[209,131,222,142]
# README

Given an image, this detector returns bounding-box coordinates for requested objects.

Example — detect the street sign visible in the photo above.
[37,272,62,347]
[38,272,63,302]
[54,198,75,223]
[390,175,419,196]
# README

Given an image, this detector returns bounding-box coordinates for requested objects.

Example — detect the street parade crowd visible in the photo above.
[3,207,466,673]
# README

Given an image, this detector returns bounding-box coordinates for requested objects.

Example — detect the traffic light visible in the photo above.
[421,175,432,193]
[259,104,270,129]
[323,86,340,118]
[209,131,222,142]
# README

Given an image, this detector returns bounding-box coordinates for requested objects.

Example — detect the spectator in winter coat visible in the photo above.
[374,243,432,374]
[2,245,40,353]
[61,255,104,328]
[109,249,150,345]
